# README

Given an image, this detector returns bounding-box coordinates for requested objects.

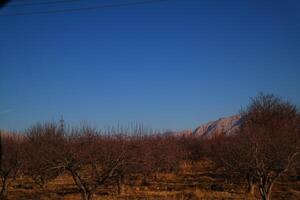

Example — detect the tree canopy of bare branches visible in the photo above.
[0,131,24,200]
[211,94,300,200]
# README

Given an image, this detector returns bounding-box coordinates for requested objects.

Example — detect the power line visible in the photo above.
[9,0,80,7]
[0,0,168,16]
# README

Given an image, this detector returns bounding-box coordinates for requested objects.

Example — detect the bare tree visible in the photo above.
[52,127,125,200]
[24,123,65,189]
[112,136,139,195]
[0,132,24,200]
[241,94,300,200]
[210,94,300,200]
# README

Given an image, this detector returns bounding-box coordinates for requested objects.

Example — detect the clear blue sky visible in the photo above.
[1,0,300,131]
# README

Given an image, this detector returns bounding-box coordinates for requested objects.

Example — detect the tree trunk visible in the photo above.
[247,183,255,196]
[141,174,149,186]
[68,168,93,200]
[265,182,275,200]
[117,174,124,195]
[81,191,93,200]
[259,187,267,200]
[0,180,9,200]
[259,181,275,200]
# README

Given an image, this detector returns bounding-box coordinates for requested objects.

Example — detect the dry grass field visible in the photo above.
[6,160,300,200]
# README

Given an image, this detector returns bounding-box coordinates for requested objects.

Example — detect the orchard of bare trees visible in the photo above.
[0,94,299,200]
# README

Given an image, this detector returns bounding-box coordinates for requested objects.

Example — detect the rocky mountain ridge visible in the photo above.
[192,114,242,137]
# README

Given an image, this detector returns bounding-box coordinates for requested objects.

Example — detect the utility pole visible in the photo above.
[59,115,65,133]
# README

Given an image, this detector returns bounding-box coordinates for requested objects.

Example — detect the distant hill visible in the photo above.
[1,115,243,139]
[192,115,242,138]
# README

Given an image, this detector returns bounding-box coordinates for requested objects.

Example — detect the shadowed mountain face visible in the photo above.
[192,115,242,138]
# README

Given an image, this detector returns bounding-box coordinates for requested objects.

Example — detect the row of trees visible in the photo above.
[0,94,299,200]
[0,125,192,200]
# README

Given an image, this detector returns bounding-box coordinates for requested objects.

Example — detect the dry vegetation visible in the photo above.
[0,94,299,200]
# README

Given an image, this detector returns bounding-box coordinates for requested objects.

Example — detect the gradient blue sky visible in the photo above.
[1,0,300,131]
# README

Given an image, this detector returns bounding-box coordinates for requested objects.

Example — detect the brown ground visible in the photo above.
[6,160,300,200]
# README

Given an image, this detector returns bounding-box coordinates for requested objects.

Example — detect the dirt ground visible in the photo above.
[6,160,300,200]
